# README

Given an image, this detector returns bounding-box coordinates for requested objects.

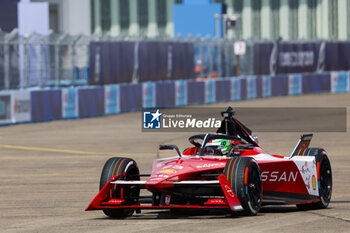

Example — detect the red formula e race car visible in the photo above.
[86,107,332,218]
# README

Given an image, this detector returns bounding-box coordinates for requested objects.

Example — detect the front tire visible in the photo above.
[100,157,140,218]
[224,157,262,215]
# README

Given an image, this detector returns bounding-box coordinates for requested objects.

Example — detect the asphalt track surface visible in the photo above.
[1,93,350,233]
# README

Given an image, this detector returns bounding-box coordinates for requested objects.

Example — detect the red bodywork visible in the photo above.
[87,145,320,211]
[86,109,321,212]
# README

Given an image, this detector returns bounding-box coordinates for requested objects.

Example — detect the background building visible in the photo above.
[91,0,349,40]
[0,0,345,41]
[217,0,347,40]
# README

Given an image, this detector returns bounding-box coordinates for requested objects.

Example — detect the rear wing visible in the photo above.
[289,134,313,158]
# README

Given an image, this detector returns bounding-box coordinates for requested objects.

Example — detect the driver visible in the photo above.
[204,139,233,156]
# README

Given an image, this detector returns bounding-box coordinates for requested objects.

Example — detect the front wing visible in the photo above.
[86,175,243,212]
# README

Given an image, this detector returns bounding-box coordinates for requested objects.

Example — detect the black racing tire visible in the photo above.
[295,148,332,210]
[224,157,262,216]
[100,157,140,218]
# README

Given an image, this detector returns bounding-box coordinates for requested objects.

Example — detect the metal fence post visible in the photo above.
[71,35,82,86]
[4,39,9,90]
[55,34,66,87]
[3,30,17,90]
[22,36,28,89]
[39,39,44,88]
[208,39,213,79]
[216,38,222,77]
[224,40,230,77]
[199,40,204,79]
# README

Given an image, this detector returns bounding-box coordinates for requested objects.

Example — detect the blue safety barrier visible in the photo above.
[155,81,175,108]
[205,80,216,104]
[215,79,230,102]
[271,75,289,97]
[187,81,205,105]
[302,73,331,94]
[78,87,105,117]
[1,71,350,126]
[31,89,62,122]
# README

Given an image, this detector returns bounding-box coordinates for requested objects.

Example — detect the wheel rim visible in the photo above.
[319,158,332,202]
[247,164,262,210]
[123,165,140,205]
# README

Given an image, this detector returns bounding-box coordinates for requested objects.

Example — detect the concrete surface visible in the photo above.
[0,92,349,232]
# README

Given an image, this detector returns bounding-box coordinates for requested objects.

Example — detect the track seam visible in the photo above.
[306,211,350,223]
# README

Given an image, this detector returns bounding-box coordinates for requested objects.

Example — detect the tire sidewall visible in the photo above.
[224,157,262,215]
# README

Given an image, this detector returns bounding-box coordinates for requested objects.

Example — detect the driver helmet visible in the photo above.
[205,139,232,155]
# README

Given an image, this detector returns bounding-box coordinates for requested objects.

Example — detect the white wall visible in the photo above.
[62,0,91,35]
[18,1,49,35]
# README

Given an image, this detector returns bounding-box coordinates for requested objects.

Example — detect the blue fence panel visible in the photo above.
[120,83,142,112]
[256,76,263,98]
[156,82,175,108]
[215,79,230,102]
[271,75,289,96]
[240,78,247,100]
[230,78,241,101]
[175,80,188,106]
[331,72,348,93]
[62,87,78,119]
[263,75,272,97]
[247,77,257,99]
[205,79,216,104]
[142,82,156,108]
[31,89,62,122]
[78,87,105,117]
[302,73,331,94]
[187,81,205,105]
[289,74,302,95]
[105,85,120,114]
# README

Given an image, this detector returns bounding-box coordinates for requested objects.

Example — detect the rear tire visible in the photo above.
[224,157,262,215]
[295,148,332,210]
[100,157,140,218]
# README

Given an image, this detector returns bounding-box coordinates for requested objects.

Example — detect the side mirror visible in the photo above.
[159,144,182,157]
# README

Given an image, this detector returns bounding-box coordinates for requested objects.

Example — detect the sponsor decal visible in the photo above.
[159,169,175,174]
[279,51,314,67]
[14,99,30,113]
[196,163,226,169]
[293,158,319,196]
[62,88,77,118]
[301,162,311,174]
[288,74,302,95]
[12,91,31,123]
[148,177,162,182]
[105,85,120,114]
[225,185,235,198]
[312,175,317,190]
[161,165,183,170]
[261,171,298,182]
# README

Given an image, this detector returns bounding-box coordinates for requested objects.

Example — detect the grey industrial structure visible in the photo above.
[29,0,349,40]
